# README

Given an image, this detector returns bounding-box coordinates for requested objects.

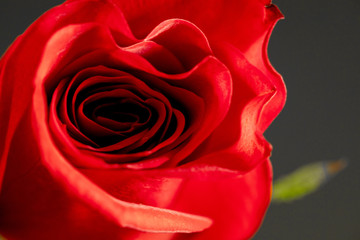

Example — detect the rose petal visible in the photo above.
[183,44,276,172]
[145,19,212,70]
[0,36,25,191]
[80,158,272,240]
[172,159,273,240]
[51,77,100,147]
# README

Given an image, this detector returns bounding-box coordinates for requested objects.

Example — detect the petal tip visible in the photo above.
[265,4,285,22]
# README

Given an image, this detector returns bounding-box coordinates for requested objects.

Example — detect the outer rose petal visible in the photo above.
[174,159,273,240]
[81,157,273,240]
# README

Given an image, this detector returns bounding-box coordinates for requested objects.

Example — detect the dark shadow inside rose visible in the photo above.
[82,97,156,147]
[51,66,193,158]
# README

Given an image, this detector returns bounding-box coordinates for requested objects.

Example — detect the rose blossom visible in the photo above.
[0,0,286,239]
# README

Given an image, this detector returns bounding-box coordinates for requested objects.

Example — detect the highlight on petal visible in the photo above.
[80,158,273,240]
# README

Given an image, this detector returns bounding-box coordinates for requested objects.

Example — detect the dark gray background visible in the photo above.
[256,0,360,239]
[1,0,359,239]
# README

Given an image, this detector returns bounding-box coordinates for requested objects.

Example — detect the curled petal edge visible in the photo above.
[245,3,286,132]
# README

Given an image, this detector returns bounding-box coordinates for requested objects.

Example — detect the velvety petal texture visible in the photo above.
[0,0,285,239]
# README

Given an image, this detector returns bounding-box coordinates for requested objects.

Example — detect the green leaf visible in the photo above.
[272,158,347,203]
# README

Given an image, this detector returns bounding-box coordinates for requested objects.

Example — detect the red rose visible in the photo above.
[0,0,286,239]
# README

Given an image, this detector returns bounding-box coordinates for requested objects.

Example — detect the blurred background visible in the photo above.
[256,0,360,239]
[0,0,359,239]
